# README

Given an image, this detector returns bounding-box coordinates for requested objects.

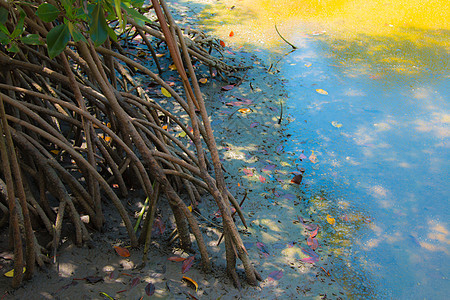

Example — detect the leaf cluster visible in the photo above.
[0,0,152,58]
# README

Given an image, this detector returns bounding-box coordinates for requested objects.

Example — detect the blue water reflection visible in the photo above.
[281,29,449,298]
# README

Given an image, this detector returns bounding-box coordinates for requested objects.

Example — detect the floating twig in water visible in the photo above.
[275,24,297,50]
[278,101,283,124]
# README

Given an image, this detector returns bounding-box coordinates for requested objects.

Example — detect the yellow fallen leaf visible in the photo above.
[50,150,60,155]
[305,63,312,67]
[331,121,342,128]
[326,214,336,226]
[104,136,112,142]
[182,276,198,291]
[179,131,187,138]
[316,89,328,95]
[187,206,192,212]
[199,78,208,84]
[309,150,317,163]
[161,87,172,98]
[156,53,165,57]
[280,161,291,167]
[137,50,146,57]
[238,108,251,114]
[169,64,177,71]
[4,267,26,277]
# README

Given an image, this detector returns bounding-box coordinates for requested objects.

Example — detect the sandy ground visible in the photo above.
[0,1,347,299]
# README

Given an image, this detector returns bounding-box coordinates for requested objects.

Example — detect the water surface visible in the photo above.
[197,0,449,298]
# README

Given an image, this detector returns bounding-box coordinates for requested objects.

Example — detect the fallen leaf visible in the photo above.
[262,164,276,172]
[238,108,251,114]
[179,131,187,138]
[161,87,172,97]
[309,226,319,238]
[267,270,283,281]
[114,246,130,257]
[250,122,259,128]
[219,40,225,47]
[309,151,317,163]
[331,121,342,128]
[326,214,336,226]
[3,267,25,277]
[153,217,165,234]
[291,174,303,184]
[145,282,156,296]
[99,292,115,300]
[50,150,60,155]
[229,31,234,37]
[316,89,328,95]
[130,277,140,289]
[259,175,266,183]
[299,153,307,161]
[168,256,186,262]
[301,247,319,258]
[182,256,195,273]
[301,256,318,264]
[221,84,234,91]
[256,242,270,255]
[305,63,312,67]
[242,168,253,176]
[199,78,208,84]
[168,64,177,71]
[182,276,198,291]
[307,236,319,250]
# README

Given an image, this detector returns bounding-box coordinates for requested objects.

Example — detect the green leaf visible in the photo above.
[107,26,117,42]
[89,4,109,47]
[11,9,25,38]
[47,23,70,59]
[0,7,8,24]
[0,31,10,44]
[114,0,124,29]
[0,23,9,36]
[131,0,145,8]
[36,3,60,23]
[60,0,73,18]
[20,34,43,45]
[7,41,19,53]
[67,21,86,43]
[121,3,152,26]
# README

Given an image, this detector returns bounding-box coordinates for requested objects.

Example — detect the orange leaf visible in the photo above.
[199,78,208,84]
[326,214,336,226]
[219,40,225,47]
[309,150,317,163]
[182,276,198,291]
[168,256,186,262]
[229,31,234,37]
[182,256,195,273]
[114,246,130,257]
[238,108,251,114]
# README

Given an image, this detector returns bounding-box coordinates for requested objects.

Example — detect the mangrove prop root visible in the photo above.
[0,0,260,288]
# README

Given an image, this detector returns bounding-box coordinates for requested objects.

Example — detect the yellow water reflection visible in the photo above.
[200,0,449,46]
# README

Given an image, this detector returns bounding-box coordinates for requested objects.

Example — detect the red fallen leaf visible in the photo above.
[182,256,195,273]
[109,270,119,280]
[130,277,140,289]
[145,282,156,296]
[256,242,270,255]
[229,31,234,37]
[301,247,318,258]
[291,174,303,184]
[307,236,319,250]
[242,168,254,176]
[301,256,318,264]
[114,246,130,257]
[168,256,186,262]
[219,40,226,47]
[267,270,283,281]
[309,226,319,238]
[221,84,234,91]
[299,153,307,161]
[153,217,165,234]
[259,175,266,183]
